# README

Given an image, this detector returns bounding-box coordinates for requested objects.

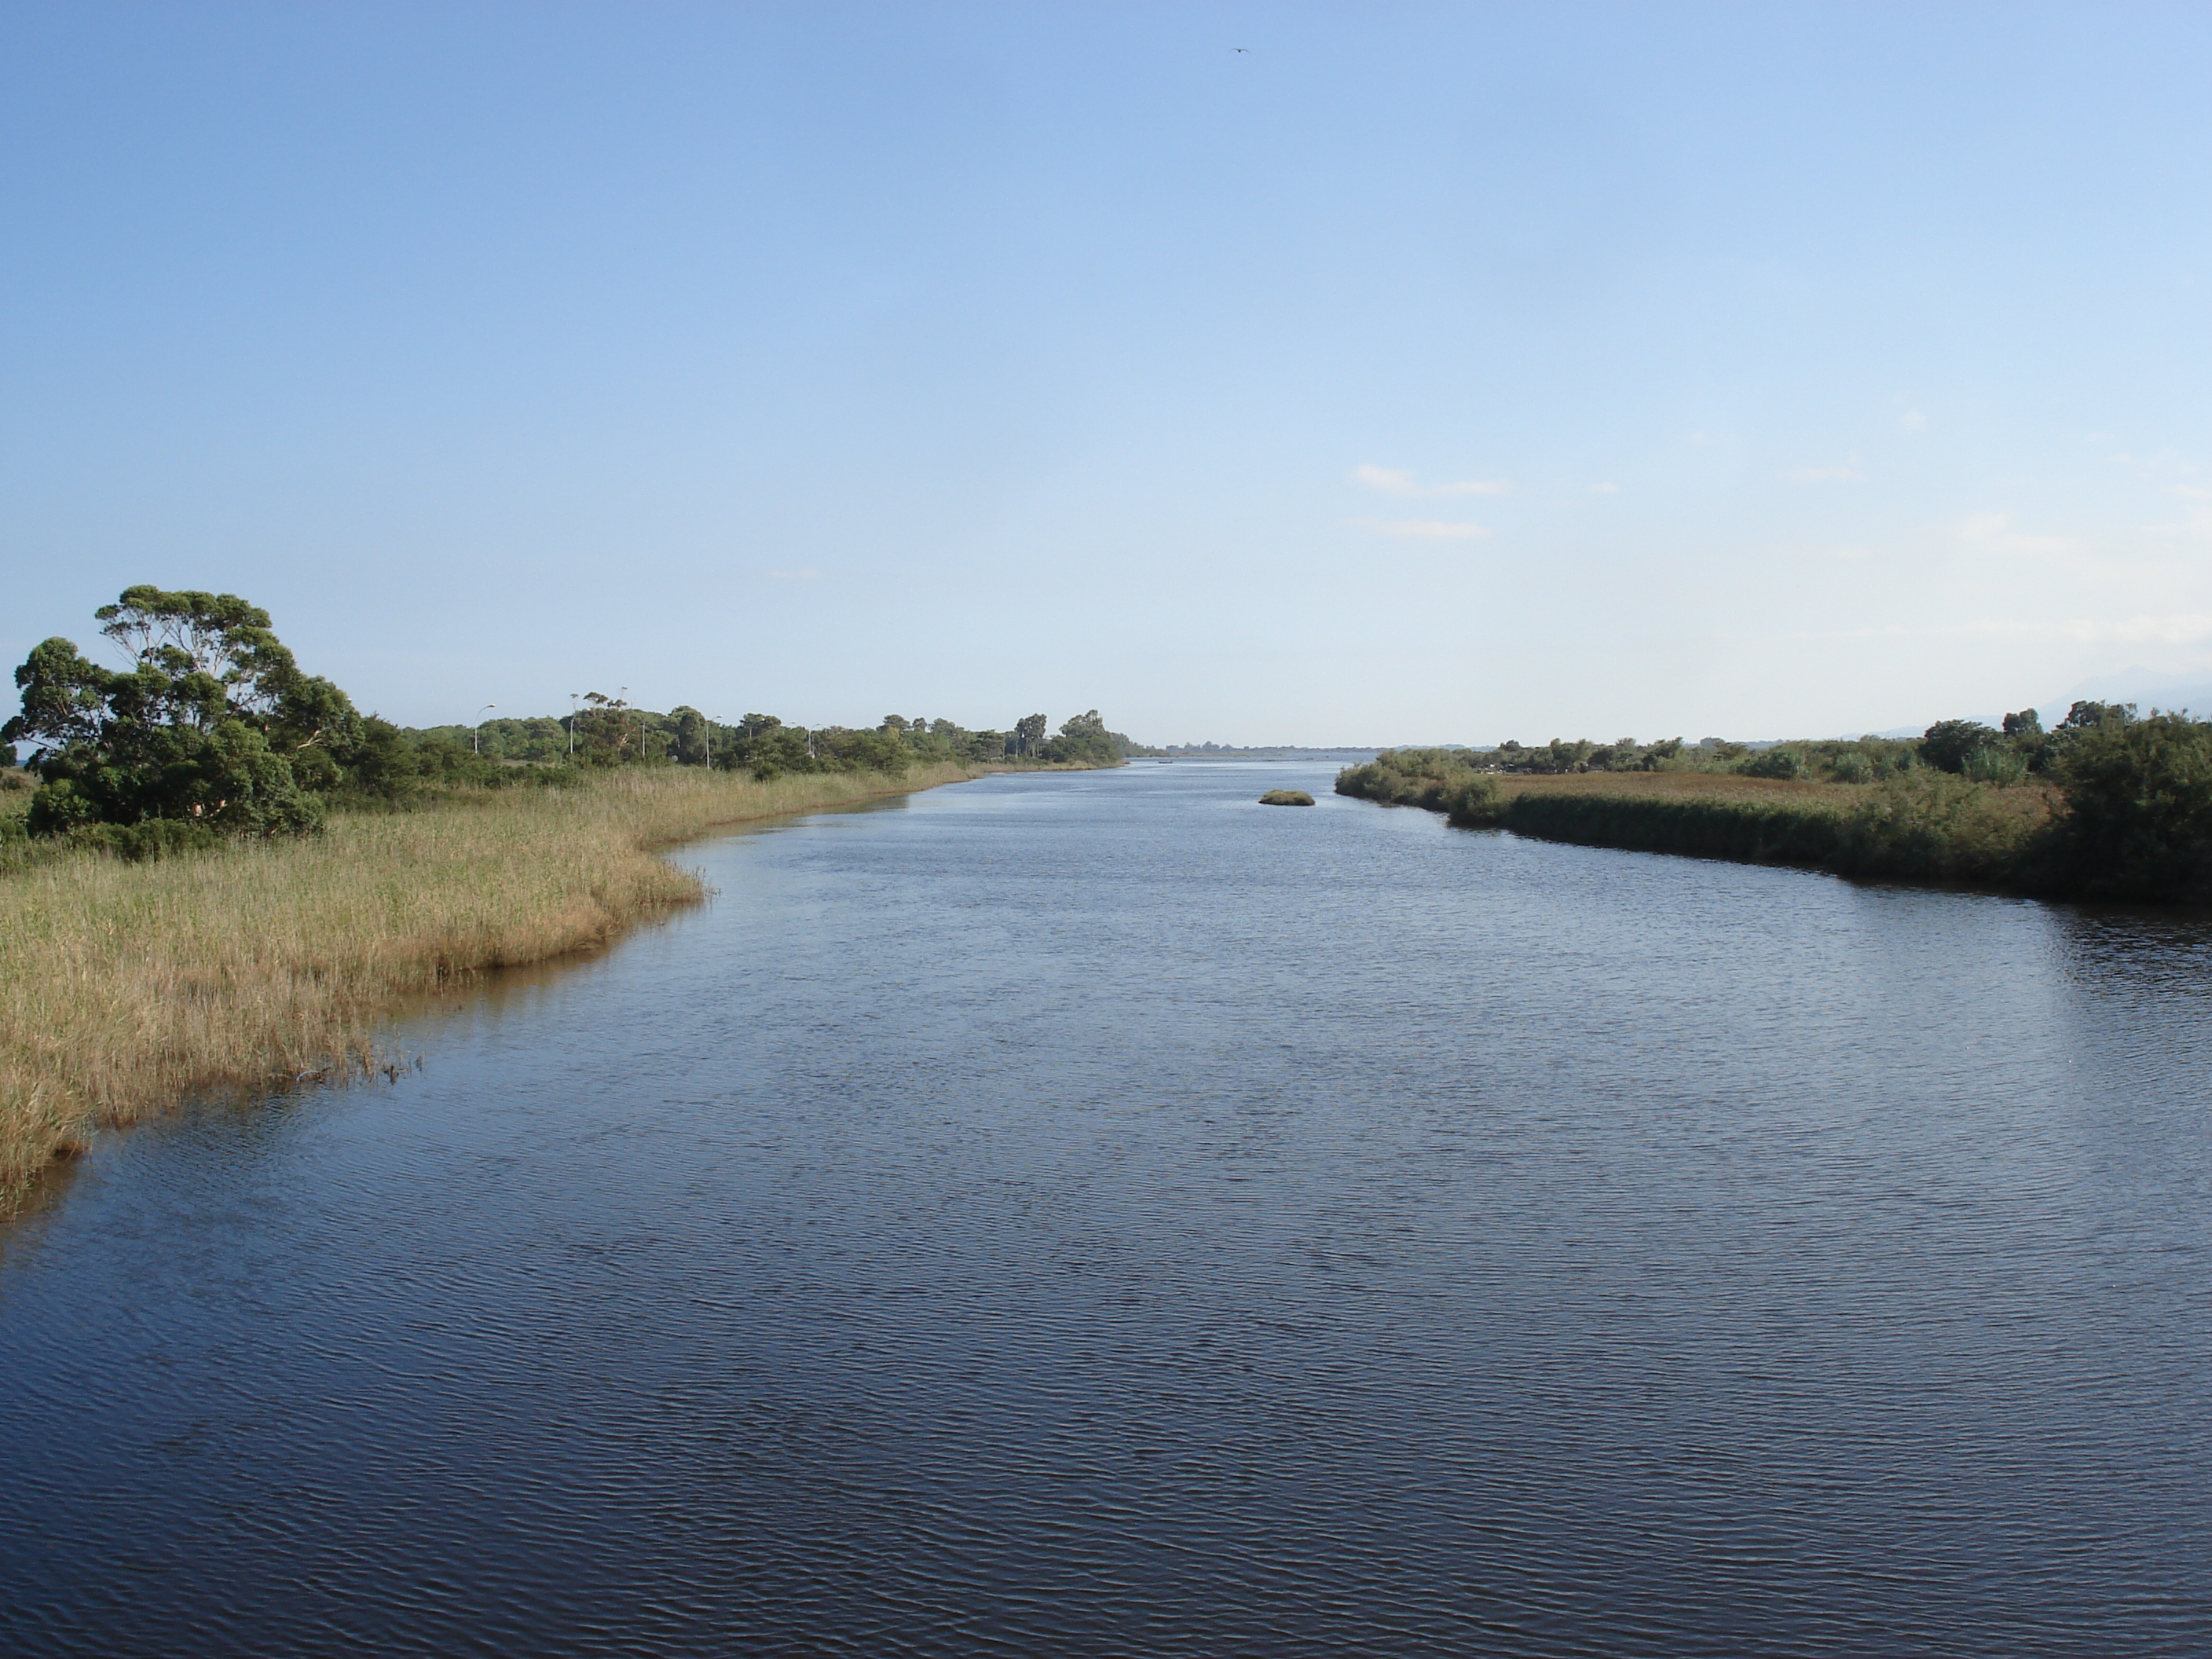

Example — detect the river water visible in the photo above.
[2,760,2208,1656]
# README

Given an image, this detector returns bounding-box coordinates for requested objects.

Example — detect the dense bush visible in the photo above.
[1963,745,2030,787]
[1334,750,1500,826]
[2047,712,2212,899]
[1919,720,2001,775]
[1737,747,1804,780]
[1832,771,2045,883]
[1041,710,1127,767]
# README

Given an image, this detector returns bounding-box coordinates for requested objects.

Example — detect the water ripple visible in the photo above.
[3,764,2209,1654]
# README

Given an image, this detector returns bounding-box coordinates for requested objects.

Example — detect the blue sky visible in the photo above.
[5,2,2209,745]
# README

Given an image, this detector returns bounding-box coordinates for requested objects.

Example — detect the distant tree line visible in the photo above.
[1,588,1134,857]
[1414,703,2149,788]
[426,701,1133,774]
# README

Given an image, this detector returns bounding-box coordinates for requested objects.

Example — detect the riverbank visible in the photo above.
[1338,754,2062,889]
[0,762,997,1191]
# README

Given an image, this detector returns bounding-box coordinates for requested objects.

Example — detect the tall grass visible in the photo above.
[0,763,975,1190]
[1489,771,2053,883]
[1339,753,2060,888]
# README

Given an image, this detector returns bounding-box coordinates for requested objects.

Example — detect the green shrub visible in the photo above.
[1437,775,1502,826]
[1738,747,1804,780]
[1921,720,2001,775]
[82,819,225,862]
[1829,750,1874,784]
[1963,745,2029,787]
[1832,772,2040,882]
[2049,712,2212,899]
[1335,750,1497,822]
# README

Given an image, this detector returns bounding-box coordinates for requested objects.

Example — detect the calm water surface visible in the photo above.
[3,761,2209,1655]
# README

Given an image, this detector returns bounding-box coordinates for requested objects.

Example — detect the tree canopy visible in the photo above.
[2,587,361,837]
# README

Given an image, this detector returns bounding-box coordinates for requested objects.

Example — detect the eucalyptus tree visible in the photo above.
[2,586,358,836]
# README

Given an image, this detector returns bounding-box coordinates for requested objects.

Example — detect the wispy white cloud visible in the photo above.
[2105,447,2201,483]
[1352,464,1419,494]
[1798,613,2212,649]
[1899,409,1927,434]
[2146,496,2212,542]
[1353,463,1509,498]
[1591,482,1620,495]
[766,569,825,581]
[1346,517,1492,541]
[1786,457,1863,483]
[1955,512,2075,557]
[1956,613,2212,646]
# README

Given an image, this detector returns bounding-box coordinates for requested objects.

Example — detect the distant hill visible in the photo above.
[2041,669,2212,720]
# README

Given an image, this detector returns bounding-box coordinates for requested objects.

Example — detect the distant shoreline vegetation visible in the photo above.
[0,587,1138,864]
[1336,706,2212,903]
[423,701,1141,778]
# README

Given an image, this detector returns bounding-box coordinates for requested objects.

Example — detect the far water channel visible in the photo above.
[2,760,2209,1656]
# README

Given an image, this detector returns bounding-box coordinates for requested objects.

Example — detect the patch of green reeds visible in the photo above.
[1490,772,2049,884]
[1339,750,2057,888]
[1335,750,1501,826]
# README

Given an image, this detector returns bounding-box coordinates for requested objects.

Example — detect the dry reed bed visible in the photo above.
[0,763,973,1188]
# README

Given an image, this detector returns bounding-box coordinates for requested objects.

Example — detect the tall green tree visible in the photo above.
[572,691,646,764]
[668,705,712,766]
[1919,719,2000,775]
[1042,709,1122,766]
[2,587,357,836]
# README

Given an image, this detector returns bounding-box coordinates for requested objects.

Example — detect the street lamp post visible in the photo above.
[472,704,496,755]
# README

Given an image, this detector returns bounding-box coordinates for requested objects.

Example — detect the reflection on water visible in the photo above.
[2,763,2208,1657]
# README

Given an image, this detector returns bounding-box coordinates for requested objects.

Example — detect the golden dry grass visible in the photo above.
[0,763,977,1190]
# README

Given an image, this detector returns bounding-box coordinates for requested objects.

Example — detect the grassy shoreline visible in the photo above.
[1491,772,2055,885]
[1338,760,2064,891]
[0,762,1002,1191]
